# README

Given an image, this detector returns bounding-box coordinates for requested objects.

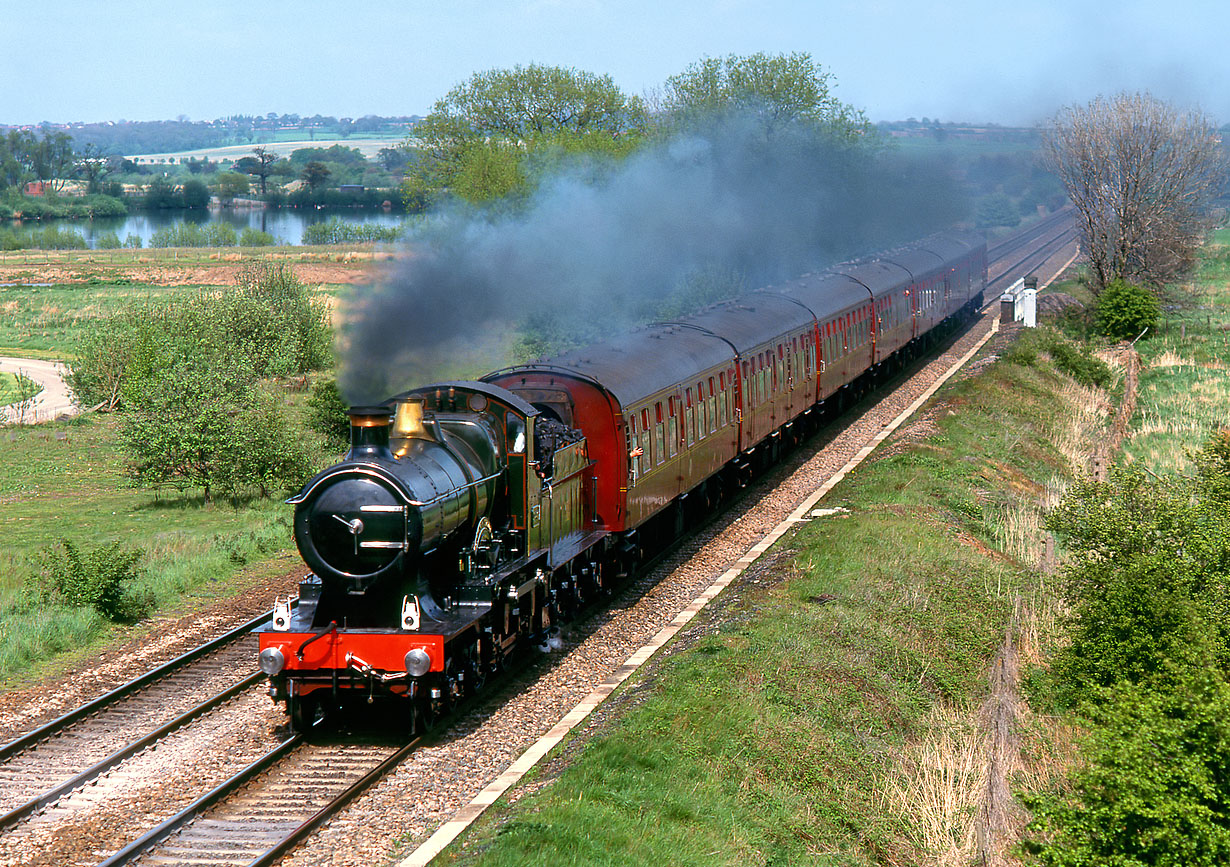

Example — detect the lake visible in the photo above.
[40,208,409,248]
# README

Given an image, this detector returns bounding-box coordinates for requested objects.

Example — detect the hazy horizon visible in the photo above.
[6,0,1228,129]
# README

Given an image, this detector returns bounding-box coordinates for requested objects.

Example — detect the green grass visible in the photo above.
[427,336,1108,866]
[0,282,181,356]
[1121,238,1230,475]
[0,277,342,358]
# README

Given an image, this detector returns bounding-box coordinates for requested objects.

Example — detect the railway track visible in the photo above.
[0,611,270,833]
[0,212,1081,867]
[100,736,416,867]
[987,206,1077,293]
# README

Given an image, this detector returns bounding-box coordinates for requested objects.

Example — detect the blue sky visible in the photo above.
[5,0,1227,126]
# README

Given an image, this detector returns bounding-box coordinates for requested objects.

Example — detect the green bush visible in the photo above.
[28,540,150,622]
[239,227,276,247]
[95,230,123,250]
[1095,279,1160,341]
[307,378,350,450]
[301,216,405,245]
[1022,668,1230,866]
[149,221,238,247]
[1004,328,1112,388]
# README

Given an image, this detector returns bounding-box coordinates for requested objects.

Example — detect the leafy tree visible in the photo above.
[660,52,869,140]
[1043,93,1228,293]
[976,192,1021,228]
[306,378,350,451]
[181,178,210,209]
[404,63,648,204]
[75,144,108,194]
[215,392,314,499]
[1094,278,1161,341]
[1022,668,1230,866]
[67,311,146,410]
[235,145,279,195]
[213,170,250,202]
[29,130,75,191]
[143,175,181,209]
[300,160,331,192]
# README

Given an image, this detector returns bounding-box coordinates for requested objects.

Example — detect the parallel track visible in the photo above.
[0,611,271,831]
[101,736,417,867]
[986,207,1077,295]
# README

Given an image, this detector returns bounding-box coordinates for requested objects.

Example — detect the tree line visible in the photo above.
[399,53,870,208]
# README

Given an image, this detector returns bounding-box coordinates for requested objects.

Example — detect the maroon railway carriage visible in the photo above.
[257,231,987,732]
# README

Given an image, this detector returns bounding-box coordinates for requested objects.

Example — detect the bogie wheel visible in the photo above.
[290,693,320,733]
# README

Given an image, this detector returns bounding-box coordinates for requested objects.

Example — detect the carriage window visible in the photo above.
[654,402,665,465]
[685,388,695,446]
[667,398,678,458]
[627,416,638,484]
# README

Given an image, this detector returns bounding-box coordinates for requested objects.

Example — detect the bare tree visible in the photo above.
[1043,92,1227,294]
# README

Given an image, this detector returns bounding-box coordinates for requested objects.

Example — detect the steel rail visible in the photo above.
[95,735,304,867]
[0,669,266,831]
[0,607,274,763]
[248,738,421,867]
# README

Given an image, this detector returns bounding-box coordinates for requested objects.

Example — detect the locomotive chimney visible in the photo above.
[346,406,394,461]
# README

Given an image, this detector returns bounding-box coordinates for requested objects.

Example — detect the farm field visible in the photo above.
[427,239,1230,866]
[125,134,409,164]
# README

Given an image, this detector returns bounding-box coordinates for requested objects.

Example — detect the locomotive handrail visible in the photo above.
[287,464,505,508]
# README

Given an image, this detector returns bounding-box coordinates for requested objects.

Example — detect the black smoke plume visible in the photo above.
[338,111,969,402]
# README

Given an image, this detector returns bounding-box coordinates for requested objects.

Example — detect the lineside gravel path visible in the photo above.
[271,309,1009,867]
[0,356,78,424]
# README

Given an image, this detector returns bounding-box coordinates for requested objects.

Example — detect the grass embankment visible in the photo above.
[430,333,1113,865]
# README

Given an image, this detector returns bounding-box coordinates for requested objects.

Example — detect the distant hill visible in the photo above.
[3,113,420,157]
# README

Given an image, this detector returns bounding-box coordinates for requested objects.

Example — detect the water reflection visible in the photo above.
[45,208,408,248]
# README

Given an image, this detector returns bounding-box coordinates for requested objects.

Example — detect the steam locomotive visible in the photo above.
[257,231,987,731]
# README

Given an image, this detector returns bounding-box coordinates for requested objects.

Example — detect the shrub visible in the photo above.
[1046,339,1112,388]
[307,378,350,450]
[1022,668,1230,866]
[1094,279,1160,341]
[95,230,123,249]
[149,221,238,247]
[239,227,276,247]
[29,540,150,622]
[1004,328,1112,388]
[301,216,405,245]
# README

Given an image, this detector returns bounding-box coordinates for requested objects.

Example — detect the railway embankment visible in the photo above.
[422,315,1130,865]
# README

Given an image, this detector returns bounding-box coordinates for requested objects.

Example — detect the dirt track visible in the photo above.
[0,253,394,287]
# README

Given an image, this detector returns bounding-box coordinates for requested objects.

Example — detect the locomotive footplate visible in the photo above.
[257,604,489,678]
